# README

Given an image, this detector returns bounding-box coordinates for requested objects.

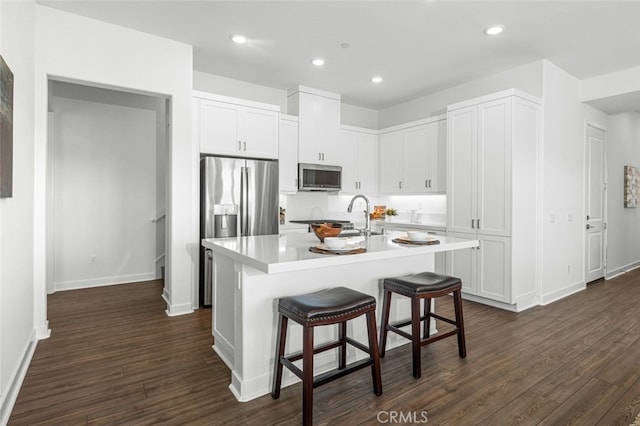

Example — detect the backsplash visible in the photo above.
[282,192,447,226]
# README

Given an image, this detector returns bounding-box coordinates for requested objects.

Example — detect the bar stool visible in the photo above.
[271,287,383,426]
[379,272,466,379]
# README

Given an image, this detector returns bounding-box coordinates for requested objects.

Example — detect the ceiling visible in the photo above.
[38,1,640,111]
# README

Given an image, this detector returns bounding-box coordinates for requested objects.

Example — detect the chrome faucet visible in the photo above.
[347,194,371,237]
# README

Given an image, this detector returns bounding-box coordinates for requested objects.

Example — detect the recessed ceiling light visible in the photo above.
[371,76,383,84]
[312,58,325,66]
[230,34,248,44]
[484,25,504,36]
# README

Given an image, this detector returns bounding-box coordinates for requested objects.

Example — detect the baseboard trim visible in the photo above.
[0,329,37,426]
[606,261,640,280]
[164,301,193,317]
[54,272,156,292]
[539,280,586,306]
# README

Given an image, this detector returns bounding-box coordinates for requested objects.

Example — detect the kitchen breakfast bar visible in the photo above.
[202,231,478,402]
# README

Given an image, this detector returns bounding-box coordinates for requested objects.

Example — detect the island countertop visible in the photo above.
[202,231,478,274]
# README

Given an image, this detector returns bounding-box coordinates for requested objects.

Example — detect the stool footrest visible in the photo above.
[386,324,413,341]
[313,358,374,388]
[285,340,343,363]
[420,329,459,346]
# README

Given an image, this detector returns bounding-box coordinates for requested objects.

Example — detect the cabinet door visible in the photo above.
[297,92,320,163]
[447,106,477,233]
[279,118,298,193]
[446,232,476,294]
[356,132,378,193]
[426,119,447,192]
[404,124,429,193]
[477,98,511,236]
[200,100,241,156]
[244,107,278,159]
[476,235,511,303]
[318,96,340,164]
[340,130,359,193]
[379,131,404,193]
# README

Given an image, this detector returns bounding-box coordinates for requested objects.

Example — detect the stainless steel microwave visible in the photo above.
[298,163,342,191]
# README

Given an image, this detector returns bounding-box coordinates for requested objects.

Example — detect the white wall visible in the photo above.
[0,1,36,423]
[34,4,194,328]
[379,61,543,128]
[606,113,640,276]
[49,82,160,291]
[538,60,588,303]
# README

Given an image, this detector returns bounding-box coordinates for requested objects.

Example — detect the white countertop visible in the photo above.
[202,231,478,274]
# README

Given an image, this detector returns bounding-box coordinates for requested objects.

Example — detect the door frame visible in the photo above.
[584,121,607,283]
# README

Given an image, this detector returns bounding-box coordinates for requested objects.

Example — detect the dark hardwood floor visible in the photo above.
[8,271,640,425]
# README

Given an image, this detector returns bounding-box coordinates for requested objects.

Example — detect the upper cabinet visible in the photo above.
[279,115,299,194]
[193,91,279,159]
[287,86,341,164]
[340,126,378,194]
[378,116,447,194]
[447,93,538,236]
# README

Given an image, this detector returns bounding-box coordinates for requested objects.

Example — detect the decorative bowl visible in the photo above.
[407,231,429,242]
[311,223,343,242]
[324,237,348,250]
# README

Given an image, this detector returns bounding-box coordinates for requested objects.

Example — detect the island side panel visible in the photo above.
[230,252,435,402]
[211,252,236,369]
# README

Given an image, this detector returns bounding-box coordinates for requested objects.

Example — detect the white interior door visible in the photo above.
[585,124,606,283]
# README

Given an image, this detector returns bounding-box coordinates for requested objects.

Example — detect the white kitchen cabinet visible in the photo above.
[340,126,378,194]
[194,91,279,159]
[446,89,541,311]
[287,86,341,164]
[379,131,405,193]
[447,98,511,236]
[379,116,446,194]
[279,115,299,193]
[446,232,511,303]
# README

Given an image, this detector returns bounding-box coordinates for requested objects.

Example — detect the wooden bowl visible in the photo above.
[311,223,343,242]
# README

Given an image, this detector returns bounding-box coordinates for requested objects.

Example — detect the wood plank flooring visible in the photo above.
[8,271,640,425]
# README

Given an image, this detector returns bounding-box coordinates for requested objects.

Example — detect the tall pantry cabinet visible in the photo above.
[446,89,541,311]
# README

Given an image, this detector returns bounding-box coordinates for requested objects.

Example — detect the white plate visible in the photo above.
[316,244,360,252]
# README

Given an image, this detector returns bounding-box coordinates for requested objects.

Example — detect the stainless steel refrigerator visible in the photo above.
[200,155,279,306]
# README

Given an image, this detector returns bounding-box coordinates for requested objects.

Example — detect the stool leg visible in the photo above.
[366,310,383,395]
[271,314,288,399]
[423,297,431,339]
[338,321,347,369]
[379,289,392,358]
[302,325,314,426]
[453,289,467,358]
[411,296,422,379]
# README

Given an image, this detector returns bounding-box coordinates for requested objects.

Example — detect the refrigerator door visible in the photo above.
[201,156,244,239]
[243,159,279,236]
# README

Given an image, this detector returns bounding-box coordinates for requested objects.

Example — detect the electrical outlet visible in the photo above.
[567,264,571,274]
[550,214,556,223]
[567,213,574,222]
[89,255,97,264]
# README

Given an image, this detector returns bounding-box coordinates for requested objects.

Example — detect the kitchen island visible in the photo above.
[202,231,478,402]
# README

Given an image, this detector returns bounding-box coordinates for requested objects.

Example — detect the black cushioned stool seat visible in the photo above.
[272,287,382,426]
[379,271,466,379]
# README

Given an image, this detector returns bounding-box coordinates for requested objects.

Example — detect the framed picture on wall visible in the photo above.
[624,165,640,208]
[0,54,13,198]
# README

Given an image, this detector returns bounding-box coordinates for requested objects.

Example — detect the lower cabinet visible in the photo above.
[446,232,511,304]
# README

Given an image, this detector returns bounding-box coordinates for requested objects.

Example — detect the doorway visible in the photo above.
[46,80,167,294]
[585,123,607,283]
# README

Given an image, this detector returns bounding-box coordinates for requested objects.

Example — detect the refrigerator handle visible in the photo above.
[241,166,249,236]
